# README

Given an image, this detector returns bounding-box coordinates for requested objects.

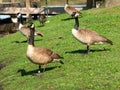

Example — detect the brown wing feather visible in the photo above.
[34,47,62,59]
[20,27,43,37]
[66,6,79,12]
[34,29,43,37]
[80,29,113,45]
[74,29,113,45]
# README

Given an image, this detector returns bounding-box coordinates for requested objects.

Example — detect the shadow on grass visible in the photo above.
[18,66,61,76]
[0,62,6,70]
[61,15,82,21]
[61,17,74,21]
[12,39,43,44]
[0,84,3,90]
[65,48,111,54]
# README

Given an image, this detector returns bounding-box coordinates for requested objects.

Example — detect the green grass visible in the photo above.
[0,6,120,90]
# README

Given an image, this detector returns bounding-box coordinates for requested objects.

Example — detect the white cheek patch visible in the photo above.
[75,13,80,17]
[17,13,22,18]
[11,18,18,23]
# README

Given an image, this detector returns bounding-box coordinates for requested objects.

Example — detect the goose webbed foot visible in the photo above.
[32,65,42,76]
[33,70,42,76]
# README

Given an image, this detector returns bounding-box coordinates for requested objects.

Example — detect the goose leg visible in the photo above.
[33,65,41,76]
[38,65,41,73]
[87,45,90,54]
[43,64,47,73]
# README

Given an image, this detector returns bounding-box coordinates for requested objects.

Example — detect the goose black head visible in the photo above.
[11,14,18,23]
[17,12,22,18]
[16,12,24,24]
[31,23,35,29]
[27,22,35,29]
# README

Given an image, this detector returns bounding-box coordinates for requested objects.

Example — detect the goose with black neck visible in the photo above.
[72,17,113,54]
[26,22,64,75]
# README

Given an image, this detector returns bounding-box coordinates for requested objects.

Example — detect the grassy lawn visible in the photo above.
[0,6,120,90]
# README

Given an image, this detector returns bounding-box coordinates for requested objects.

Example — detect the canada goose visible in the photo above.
[26,22,64,75]
[0,15,19,35]
[64,0,82,17]
[72,17,113,54]
[38,14,47,25]
[17,13,43,41]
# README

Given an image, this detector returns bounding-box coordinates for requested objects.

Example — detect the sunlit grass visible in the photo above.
[0,6,120,90]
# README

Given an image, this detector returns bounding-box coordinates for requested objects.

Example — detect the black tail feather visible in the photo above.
[37,33,43,37]
[59,60,64,64]
[107,39,113,45]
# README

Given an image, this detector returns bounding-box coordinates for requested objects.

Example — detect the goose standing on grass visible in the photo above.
[38,14,47,25]
[26,22,64,75]
[0,14,19,35]
[64,0,82,17]
[17,13,43,41]
[72,16,113,54]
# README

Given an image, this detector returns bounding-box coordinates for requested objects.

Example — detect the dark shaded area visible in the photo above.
[0,62,5,70]
[0,18,12,24]
[12,39,43,43]
[0,15,26,37]
[0,18,18,36]
[65,48,111,54]
[18,66,61,76]
[61,15,82,21]
[0,84,3,90]
[61,17,74,21]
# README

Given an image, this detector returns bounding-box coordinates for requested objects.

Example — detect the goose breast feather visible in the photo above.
[26,45,61,64]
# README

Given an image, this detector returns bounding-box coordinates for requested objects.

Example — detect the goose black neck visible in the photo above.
[74,17,79,30]
[28,28,35,46]
[18,16,24,25]
[66,0,68,4]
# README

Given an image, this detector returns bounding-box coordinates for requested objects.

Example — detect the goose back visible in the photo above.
[64,4,79,14]
[72,28,112,45]
[20,27,31,38]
